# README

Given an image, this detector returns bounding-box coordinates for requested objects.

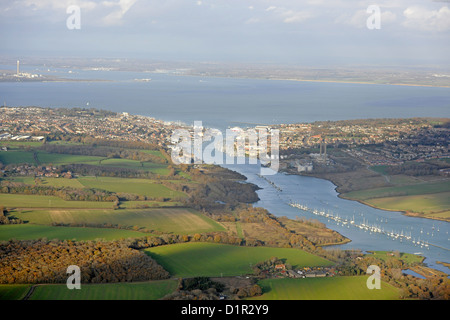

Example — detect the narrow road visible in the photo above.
[22,285,37,300]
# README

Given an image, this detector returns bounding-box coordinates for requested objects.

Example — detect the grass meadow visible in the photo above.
[36,152,105,165]
[28,280,178,300]
[0,193,115,209]
[365,192,450,219]
[367,251,424,265]
[77,176,186,199]
[0,224,146,241]
[12,207,224,234]
[4,176,186,201]
[0,149,170,176]
[144,242,333,278]
[0,285,31,300]
[0,151,36,165]
[82,158,170,175]
[249,277,400,300]
[343,180,450,201]
[342,177,450,219]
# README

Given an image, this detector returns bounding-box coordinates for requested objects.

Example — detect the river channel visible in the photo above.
[222,161,450,274]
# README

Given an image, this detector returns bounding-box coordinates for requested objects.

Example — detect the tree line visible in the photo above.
[384,161,440,176]
[163,277,262,300]
[184,180,260,212]
[0,179,185,203]
[0,239,169,284]
[0,206,23,225]
[56,163,184,180]
[82,137,161,151]
[0,180,119,202]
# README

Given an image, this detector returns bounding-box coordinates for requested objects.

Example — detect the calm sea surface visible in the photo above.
[1,65,450,130]
[1,66,449,272]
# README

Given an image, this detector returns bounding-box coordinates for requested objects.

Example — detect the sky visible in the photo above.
[0,0,449,67]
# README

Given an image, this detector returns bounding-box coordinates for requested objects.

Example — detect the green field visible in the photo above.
[13,207,224,234]
[4,176,185,200]
[0,151,106,166]
[78,177,186,198]
[83,158,170,175]
[0,194,115,209]
[119,200,184,209]
[5,176,37,184]
[0,224,146,241]
[388,175,421,185]
[343,178,450,220]
[249,277,400,300]
[28,280,177,300]
[343,180,450,201]
[367,251,424,265]
[370,165,390,175]
[0,151,36,165]
[0,149,170,175]
[8,176,86,188]
[144,242,333,278]
[365,192,450,218]
[0,285,31,300]
[141,150,166,159]
[36,152,105,165]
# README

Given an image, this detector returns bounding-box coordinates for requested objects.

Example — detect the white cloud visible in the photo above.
[264,6,312,24]
[403,5,450,32]
[2,0,135,26]
[381,11,397,24]
[101,0,137,26]
[346,9,368,29]
[23,0,97,11]
[281,10,312,24]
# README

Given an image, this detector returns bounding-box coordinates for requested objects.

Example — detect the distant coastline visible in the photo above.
[271,77,450,89]
[2,59,450,88]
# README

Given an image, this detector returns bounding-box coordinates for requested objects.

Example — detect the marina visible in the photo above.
[288,201,433,249]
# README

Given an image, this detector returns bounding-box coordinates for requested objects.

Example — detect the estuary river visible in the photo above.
[223,160,450,273]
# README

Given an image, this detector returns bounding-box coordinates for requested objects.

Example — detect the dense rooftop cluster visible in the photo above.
[276,118,449,166]
[0,107,181,146]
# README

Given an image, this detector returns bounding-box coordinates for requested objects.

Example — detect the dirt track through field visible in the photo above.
[22,285,37,300]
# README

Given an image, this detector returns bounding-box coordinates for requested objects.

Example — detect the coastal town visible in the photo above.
[274,119,449,173]
[0,106,181,146]
[1,107,449,174]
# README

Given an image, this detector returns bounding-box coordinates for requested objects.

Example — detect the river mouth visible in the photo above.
[221,160,450,275]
